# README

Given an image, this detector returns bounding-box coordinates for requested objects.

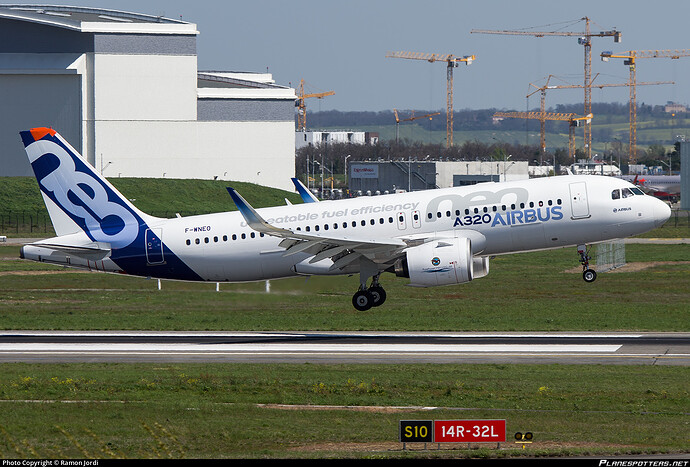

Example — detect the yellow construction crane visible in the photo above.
[296,79,335,132]
[601,49,690,163]
[393,109,441,143]
[493,111,592,160]
[526,74,673,157]
[472,17,621,158]
[386,51,475,148]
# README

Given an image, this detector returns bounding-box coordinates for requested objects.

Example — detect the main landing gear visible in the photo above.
[352,274,387,311]
[577,244,597,283]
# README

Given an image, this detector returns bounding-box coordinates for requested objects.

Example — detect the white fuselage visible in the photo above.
[131,175,667,282]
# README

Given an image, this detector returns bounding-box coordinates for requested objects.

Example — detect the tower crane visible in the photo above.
[296,79,335,132]
[393,109,441,143]
[601,49,690,163]
[386,51,475,148]
[472,17,621,158]
[526,74,673,157]
[493,111,592,160]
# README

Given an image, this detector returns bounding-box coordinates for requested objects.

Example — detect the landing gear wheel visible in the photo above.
[368,286,387,307]
[582,269,597,283]
[352,290,374,311]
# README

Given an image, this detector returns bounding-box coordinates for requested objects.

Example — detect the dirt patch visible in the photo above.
[564,261,690,274]
[258,404,430,413]
[286,440,642,453]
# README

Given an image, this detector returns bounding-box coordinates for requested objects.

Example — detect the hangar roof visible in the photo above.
[0,4,198,34]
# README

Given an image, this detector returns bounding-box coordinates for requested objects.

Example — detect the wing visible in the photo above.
[227,187,408,270]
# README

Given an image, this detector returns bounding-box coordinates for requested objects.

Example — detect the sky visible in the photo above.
[15,0,690,112]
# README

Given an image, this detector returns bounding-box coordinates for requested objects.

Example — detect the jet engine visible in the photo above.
[394,237,474,287]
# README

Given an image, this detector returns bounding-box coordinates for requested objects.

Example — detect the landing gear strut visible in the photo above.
[577,244,597,283]
[352,260,387,311]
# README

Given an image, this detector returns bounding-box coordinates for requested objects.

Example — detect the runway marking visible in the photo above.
[0,344,624,353]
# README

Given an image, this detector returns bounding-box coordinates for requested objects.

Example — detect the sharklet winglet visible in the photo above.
[291,177,319,203]
[226,187,292,235]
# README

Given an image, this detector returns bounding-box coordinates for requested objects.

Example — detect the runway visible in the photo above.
[1,331,689,365]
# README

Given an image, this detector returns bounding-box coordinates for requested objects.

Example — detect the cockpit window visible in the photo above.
[630,187,645,195]
[622,188,634,198]
[611,189,620,200]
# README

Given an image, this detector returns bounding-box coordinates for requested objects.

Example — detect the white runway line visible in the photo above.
[0,343,623,353]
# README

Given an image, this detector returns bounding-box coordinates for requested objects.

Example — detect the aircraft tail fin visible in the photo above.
[20,128,159,249]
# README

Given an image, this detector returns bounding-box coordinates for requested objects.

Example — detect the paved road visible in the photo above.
[1,331,688,365]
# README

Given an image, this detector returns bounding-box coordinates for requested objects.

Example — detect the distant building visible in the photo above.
[348,160,528,194]
[296,130,379,150]
[570,161,621,176]
[0,5,296,190]
[664,101,687,114]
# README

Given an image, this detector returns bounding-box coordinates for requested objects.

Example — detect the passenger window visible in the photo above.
[361,220,366,226]
[427,213,433,219]
[186,239,191,246]
[250,232,255,238]
[241,233,246,239]
[232,234,237,240]
[611,189,620,200]
[388,217,394,223]
[204,237,209,243]
[195,238,200,244]
[370,219,375,225]
[223,235,227,241]
[446,210,451,217]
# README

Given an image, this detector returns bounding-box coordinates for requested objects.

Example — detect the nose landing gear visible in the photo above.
[578,244,597,283]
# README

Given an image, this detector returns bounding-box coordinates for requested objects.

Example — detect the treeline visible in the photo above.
[296,140,563,178]
[302,102,677,133]
[296,135,683,178]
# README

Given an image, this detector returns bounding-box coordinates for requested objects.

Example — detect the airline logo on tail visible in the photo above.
[21,128,141,249]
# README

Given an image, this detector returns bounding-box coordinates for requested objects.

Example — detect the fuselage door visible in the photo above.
[411,210,422,229]
[396,212,407,230]
[145,228,165,264]
[569,182,591,219]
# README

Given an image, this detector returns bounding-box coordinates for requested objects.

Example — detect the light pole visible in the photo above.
[344,154,351,191]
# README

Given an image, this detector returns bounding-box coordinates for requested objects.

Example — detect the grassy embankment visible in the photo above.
[0,363,688,459]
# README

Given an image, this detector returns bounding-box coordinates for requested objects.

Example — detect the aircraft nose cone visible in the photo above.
[654,200,671,227]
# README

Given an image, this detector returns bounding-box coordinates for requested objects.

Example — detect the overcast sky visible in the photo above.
[16,0,690,112]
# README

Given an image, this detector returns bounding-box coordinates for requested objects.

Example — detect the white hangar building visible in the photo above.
[0,5,296,191]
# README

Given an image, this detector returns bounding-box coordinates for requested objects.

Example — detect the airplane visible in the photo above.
[619,175,680,203]
[19,128,671,311]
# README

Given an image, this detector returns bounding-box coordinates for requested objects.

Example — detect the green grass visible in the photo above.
[0,244,687,331]
[0,363,687,459]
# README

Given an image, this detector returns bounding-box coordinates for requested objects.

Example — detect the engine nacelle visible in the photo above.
[472,256,490,279]
[397,237,473,287]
